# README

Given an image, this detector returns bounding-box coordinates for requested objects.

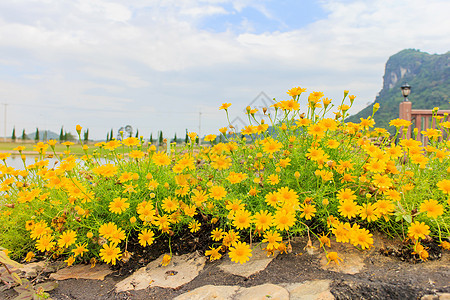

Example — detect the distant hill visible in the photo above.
[346,49,450,131]
[26,130,60,140]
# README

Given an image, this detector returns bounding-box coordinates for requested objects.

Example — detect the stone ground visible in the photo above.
[1,235,449,300]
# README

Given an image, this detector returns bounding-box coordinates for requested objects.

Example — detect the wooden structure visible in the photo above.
[399,101,450,143]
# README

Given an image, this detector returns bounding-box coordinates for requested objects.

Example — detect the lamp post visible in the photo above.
[400,83,411,101]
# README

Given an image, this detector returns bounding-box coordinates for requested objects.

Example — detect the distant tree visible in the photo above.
[110,129,113,141]
[22,129,26,140]
[106,131,110,142]
[59,127,64,141]
[11,127,16,142]
[158,131,163,146]
[35,128,39,142]
[149,133,153,144]
[64,131,75,141]
[135,129,139,138]
[185,129,188,144]
[84,129,89,142]
[173,133,177,143]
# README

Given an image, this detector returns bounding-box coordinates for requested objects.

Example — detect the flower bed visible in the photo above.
[1,86,449,268]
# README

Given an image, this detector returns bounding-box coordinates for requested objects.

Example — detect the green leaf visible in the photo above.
[403,215,412,224]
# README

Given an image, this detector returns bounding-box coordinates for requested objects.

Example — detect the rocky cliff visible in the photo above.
[347,49,450,131]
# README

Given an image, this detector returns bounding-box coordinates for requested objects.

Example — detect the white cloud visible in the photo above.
[0,0,449,139]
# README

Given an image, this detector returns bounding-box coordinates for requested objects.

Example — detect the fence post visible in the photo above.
[399,101,412,139]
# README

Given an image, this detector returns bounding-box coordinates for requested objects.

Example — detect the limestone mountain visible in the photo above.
[346,49,450,131]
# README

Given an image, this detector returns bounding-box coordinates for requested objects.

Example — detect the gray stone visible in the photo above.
[175,284,290,300]
[50,264,113,281]
[282,280,334,300]
[116,252,206,292]
[236,284,289,300]
[174,285,239,300]
[319,243,365,275]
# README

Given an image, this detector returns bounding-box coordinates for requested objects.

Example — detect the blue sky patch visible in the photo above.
[198,1,328,33]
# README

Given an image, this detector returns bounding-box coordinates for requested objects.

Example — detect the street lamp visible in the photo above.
[400,83,411,101]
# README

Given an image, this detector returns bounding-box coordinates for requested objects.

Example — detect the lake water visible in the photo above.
[4,155,113,170]
[5,156,61,170]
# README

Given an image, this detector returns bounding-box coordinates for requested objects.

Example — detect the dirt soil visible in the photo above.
[1,234,449,300]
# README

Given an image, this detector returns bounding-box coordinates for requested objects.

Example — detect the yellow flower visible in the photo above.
[318,233,331,248]
[99,243,122,265]
[72,243,88,257]
[273,210,296,231]
[338,199,359,219]
[262,230,282,250]
[161,254,171,266]
[437,179,450,194]
[229,241,252,264]
[204,134,217,142]
[205,246,222,261]
[65,256,75,266]
[162,196,179,212]
[211,228,224,241]
[109,197,130,214]
[24,252,35,262]
[419,199,444,219]
[188,220,201,233]
[138,229,155,247]
[253,210,273,232]
[408,221,430,240]
[299,203,316,220]
[209,185,227,200]
[58,230,77,248]
[326,252,343,265]
[152,152,171,166]
[36,235,55,252]
[232,210,252,230]
[219,103,231,110]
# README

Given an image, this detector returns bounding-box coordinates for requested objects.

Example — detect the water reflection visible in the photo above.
[5,155,110,170]
[5,156,61,170]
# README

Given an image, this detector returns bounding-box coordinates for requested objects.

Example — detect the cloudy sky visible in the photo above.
[0,0,449,140]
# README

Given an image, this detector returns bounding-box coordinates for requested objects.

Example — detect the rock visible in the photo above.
[116,252,206,292]
[218,244,277,278]
[174,285,239,300]
[18,261,47,278]
[282,280,334,300]
[175,284,289,300]
[236,284,289,300]
[319,243,365,274]
[50,264,113,281]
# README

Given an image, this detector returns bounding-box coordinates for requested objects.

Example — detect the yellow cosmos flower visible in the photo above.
[58,230,77,248]
[408,221,430,240]
[419,199,444,219]
[229,241,252,264]
[138,229,155,247]
[109,197,130,214]
[99,243,122,265]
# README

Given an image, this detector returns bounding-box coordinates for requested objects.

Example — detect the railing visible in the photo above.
[399,101,450,144]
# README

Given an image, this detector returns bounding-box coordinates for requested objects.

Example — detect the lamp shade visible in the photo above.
[400,83,411,98]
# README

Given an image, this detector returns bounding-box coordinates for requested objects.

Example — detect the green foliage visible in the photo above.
[84,129,89,142]
[59,127,64,141]
[11,127,16,142]
[34,128,39,142]
[159,131,163,146]
[21,129,26,141]
[347,49,450,133]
